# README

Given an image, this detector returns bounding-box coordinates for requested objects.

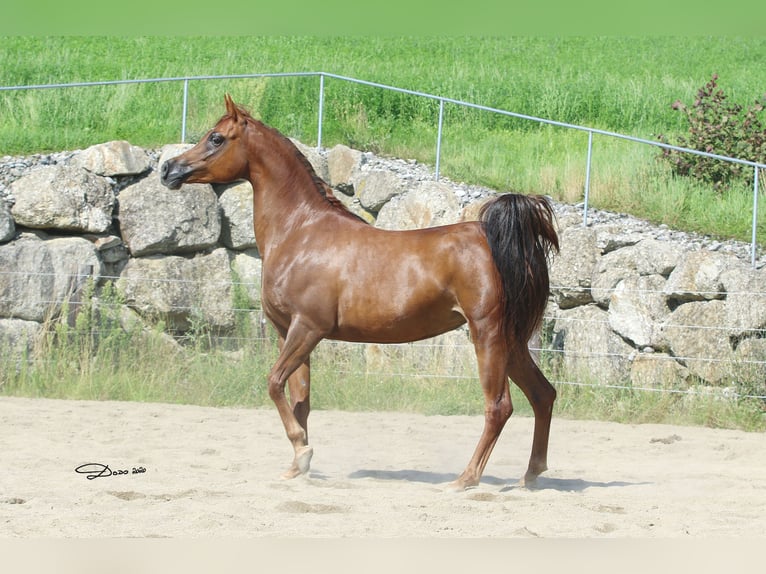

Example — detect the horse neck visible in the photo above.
[245,127,344,256]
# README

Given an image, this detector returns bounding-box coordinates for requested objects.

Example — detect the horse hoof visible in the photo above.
[295,445,313,474]
[518,471,542,489]
[445,477,478,492]
[281,445,313,480]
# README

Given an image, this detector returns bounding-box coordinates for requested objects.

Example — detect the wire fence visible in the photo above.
[1,268,764,401]
[1,73,766,403]
[2,72,765,266]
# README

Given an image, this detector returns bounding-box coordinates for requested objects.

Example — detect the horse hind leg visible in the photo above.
[449,337,513,491]
[507,345,556,486]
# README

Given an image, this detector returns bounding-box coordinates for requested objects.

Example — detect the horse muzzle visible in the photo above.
[160,159,190,190]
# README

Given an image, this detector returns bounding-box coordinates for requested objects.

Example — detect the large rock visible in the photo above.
[75,140,151,177]
[216,181,258,251]
[629,351,689,388]
[608,274,669,349]
[619,238,680,277]
[291,139,329,183]
[550,226,598,309]
[10,164,115,233]
[658,300,734,384]
[334,193,376,224]
[0,200,14,243]
[551,304,634,385]
[0,233,53,321]
[113,305,183,356]
[119,248,235,332]
[0,233,101,322]
[229,250,263,309]
[732,337,766,386]
[327,144,364,193]
[591,238,680,307]
[0,318,43,364]
[720,264,766,341]
[46,235,103,285]
[353,168,406,212]
[663,250,732,305]
[117,172,220,256]
[593,224,646,255]
[459,197,491,222]
[374,180,461,230]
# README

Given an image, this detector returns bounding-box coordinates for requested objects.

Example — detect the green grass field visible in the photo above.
[2,36,765,243]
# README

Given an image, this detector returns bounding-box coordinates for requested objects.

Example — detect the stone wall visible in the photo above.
[1,139,764,392]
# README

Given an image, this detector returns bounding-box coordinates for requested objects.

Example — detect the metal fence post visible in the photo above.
[583,130,593,226]
[435,99,444,181]
[752,167,760,268]
[317,74,325,150]
[181,78,189,143]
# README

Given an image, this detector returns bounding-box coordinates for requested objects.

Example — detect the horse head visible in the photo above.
[161,94,251,189]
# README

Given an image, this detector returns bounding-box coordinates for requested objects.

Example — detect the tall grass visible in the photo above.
[4,302,763,431]
[4,37,764,139]
[1,278,763,431]
[3,36,764,243]
[2,281,278,407]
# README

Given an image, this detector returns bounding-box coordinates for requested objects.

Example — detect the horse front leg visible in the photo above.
[287,358,311,444]
[269,322,322,479]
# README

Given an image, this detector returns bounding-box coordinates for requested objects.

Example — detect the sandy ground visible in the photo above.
[1,396,765,539]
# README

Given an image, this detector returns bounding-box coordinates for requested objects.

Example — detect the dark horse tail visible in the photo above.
[480,193,559,344]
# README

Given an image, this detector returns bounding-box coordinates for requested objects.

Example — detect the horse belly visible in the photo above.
[332,283,467,344]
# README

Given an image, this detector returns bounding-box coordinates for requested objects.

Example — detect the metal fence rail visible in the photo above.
[2,71,764,265]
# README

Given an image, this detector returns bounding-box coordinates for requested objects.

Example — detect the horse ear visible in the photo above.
[225,94,237,117]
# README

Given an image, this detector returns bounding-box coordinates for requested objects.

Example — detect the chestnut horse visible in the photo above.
[161,95,559,490]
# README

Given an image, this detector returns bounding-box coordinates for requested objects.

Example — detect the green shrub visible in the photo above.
[658,74,766,191]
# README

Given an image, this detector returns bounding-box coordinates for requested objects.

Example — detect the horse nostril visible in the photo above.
[160,161,169,178]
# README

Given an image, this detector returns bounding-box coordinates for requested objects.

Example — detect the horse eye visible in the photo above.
[209,133,225,146]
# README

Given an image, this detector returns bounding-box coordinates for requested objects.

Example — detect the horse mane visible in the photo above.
[290,143,366,223]
[229,104,367,224]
